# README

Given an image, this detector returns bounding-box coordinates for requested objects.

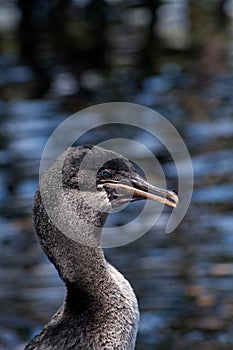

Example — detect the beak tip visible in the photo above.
[164,191,179,208]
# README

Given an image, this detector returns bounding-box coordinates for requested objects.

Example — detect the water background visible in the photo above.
[0,1,233,349]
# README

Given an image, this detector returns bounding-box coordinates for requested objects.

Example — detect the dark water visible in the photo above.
[0,1,233,349]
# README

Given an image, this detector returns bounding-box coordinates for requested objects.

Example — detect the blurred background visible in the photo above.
[0,0,233,349]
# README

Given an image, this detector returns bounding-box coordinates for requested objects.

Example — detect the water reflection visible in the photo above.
[0,0,233,349]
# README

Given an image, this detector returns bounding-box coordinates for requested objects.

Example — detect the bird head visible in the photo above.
[62,145,178,211]
[37,145,178,248]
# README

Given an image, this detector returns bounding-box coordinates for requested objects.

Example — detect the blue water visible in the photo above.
[0,1,233,349]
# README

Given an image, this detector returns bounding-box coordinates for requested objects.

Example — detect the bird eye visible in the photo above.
[102,170,111,178]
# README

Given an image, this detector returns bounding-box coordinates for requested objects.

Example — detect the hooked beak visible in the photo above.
[98,175,178,208]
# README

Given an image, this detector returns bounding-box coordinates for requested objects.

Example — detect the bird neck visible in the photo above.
[62,251,139,350]
[33,189,139,349]
[33,189,108,284]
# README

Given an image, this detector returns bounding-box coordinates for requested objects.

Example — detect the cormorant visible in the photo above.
[25,145,178,350]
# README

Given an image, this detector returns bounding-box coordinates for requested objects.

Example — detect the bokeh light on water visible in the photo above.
[0,1,233,349]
